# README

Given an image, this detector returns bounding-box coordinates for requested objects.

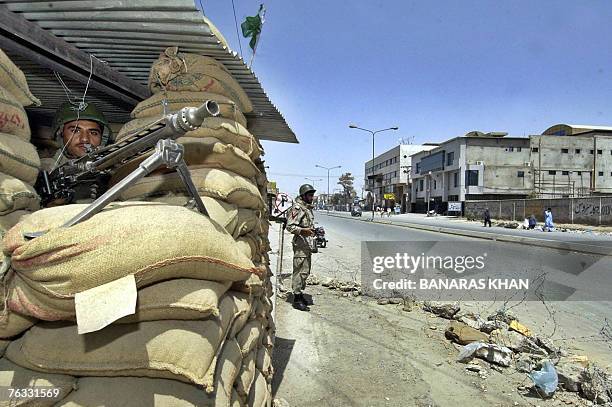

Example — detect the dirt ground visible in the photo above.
[268,222,612,407]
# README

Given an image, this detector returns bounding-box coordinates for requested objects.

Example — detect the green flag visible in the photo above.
[241,4,265,51]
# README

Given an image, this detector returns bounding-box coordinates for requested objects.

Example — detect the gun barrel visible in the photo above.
[180,100,221,131]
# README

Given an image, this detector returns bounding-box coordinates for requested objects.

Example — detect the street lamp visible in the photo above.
[315,164,341,212]
[348,124,399,220]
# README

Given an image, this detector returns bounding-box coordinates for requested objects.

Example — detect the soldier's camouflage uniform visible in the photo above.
[286,196,315,295]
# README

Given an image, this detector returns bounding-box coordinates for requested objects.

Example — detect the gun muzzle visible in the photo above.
[185,100,220,128]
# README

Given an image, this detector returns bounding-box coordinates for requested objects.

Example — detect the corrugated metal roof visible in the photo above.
[0,0,297,143]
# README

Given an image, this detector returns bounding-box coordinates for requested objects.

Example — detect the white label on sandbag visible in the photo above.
[75,274,137,334]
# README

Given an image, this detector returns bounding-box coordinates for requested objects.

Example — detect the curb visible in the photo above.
[322,212,612,257]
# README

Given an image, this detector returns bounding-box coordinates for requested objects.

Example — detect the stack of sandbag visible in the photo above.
[105,47,276,406]
[0,49,41,242]
[0,201,272,406]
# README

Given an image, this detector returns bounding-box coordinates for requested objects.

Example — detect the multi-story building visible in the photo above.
[410,132,532,213]
[364,144,437,212]
[532,124,612,196]
[410,124,612,213]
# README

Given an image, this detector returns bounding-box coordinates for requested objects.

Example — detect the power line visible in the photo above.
[231,0,244,58]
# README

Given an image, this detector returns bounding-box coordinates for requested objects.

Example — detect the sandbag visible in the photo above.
[0,86,31,140]
[236,320,264,356]
[6,294,241,389]
[0,303,36,339]
[57,376,216,407]
[231,271,265,297]
[131,91,247,127]
[235,349,257,402]
[7,272,231,322]
[0,50,40,107]
[0,210,29,235]
[247,370,271,407]
[256,346,274,380]
[111,137,260,183]
[230,389,245,407]
[148,47,252,113]
[3,203,258,319]
[226,291,255,339]
[0,173,39,216]
[117,117,262,160]
[0,132,40,183]
[0,358,74,406]
[213,338,243,407]
[117,168,265,210]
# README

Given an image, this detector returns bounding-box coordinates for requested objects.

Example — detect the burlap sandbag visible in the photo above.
[117,168,265,210]
[256,346,274,381]
[0,50,40,107]
[230,389,245,407]
[131,91,248,127]
[0,303,36,339]
[213,338,243,407]
[5,294,241,388]
[0,132,40,184]
[0,86,31,140]
[57,376,217,407]
[0,173,39,216]
[2,203,258,318]
[0,358,74,407]
[148,47,253,113]
[7,272,231,322]
[226,291,255,339]
[235,349,257,402]
[117,117,262,161]
[0,210,29,235]
[111,137,260,183]
[247,370,271,407]
[0,340,9,357]
[231,270,265,297]
[236,320,264,357]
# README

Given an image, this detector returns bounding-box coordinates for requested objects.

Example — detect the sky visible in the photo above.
[202,1,612,197]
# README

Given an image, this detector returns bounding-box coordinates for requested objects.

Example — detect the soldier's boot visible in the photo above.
[292,294,308,311]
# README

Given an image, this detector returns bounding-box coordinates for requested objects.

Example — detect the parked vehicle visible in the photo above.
[314,226,327,248]
[351,205,362,216]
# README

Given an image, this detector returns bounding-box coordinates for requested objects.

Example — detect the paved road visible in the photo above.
[270,217,612,406]
[321,210,612,246]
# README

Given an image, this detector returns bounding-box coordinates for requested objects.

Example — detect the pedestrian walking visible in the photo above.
[528,214,537,230]
[544,208,554,232]
[483,207,492,227]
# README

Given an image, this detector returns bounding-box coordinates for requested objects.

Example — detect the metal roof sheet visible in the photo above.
[0,0,297,143]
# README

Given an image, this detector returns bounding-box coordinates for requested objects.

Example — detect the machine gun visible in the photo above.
[30,100,220,236]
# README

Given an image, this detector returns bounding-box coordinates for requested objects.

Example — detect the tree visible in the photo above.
[337,173,356,204]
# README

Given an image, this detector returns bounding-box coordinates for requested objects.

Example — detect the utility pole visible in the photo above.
[348,124,399,221]
[315,164,341,213]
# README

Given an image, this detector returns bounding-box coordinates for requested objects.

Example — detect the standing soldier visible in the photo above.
[286,184,317,311]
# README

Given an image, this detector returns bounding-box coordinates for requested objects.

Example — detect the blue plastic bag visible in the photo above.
[528,360,558,397]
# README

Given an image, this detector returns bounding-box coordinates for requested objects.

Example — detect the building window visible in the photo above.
[577,171,582,176]
[576,149,581,154]
[599,171,604,176]
[598,150,603,155]
[590,150,594,154]
[531,147,539,153]
[453,172,458,187]
[433,180,437,190]
[561,148,569,154]
[517,171,525,178]
[548,170,556,175]
[447,152,454,166]
[466,170,479,186]
[416,162,421,174]
[418,179,424,191]
[506,147,514,152]
[517,147,522,152]
[562,171,569,175]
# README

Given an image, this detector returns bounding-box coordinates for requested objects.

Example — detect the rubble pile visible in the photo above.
[0,46,275,406]
[0,49,41,243]
[421,302,612,404]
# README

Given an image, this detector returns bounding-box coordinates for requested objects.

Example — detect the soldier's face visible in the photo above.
[303,192,315,204]
[62,120,102,157]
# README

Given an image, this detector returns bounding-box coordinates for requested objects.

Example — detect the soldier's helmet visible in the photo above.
[52,101,111,146]
[299,184,316,196]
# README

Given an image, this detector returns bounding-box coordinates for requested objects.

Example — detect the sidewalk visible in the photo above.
[319,210,612,256]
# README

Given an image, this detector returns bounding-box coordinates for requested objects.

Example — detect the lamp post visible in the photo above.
[315,164,341,212]
[348,124,399,220]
